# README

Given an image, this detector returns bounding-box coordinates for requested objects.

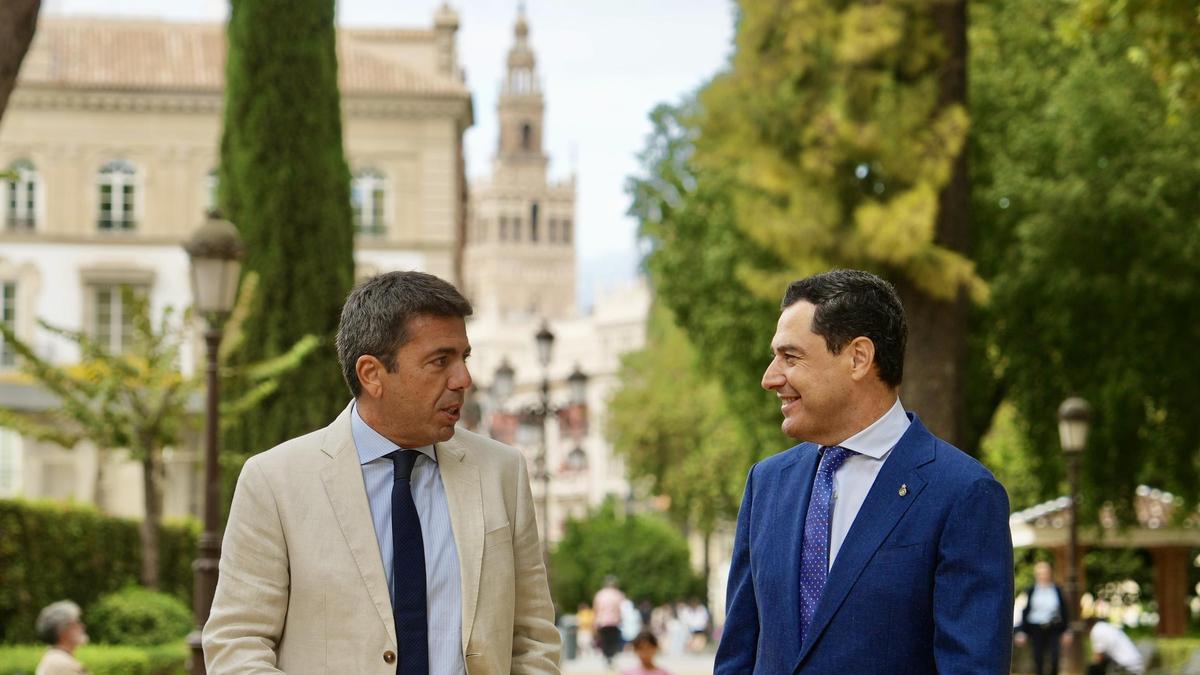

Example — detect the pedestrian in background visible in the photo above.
[576,602,596,657]
[34,600,88,675]
[1015,561,1071,675]
[624,631,671,675]
[1086,619,1145,675]
[594,576,626,668]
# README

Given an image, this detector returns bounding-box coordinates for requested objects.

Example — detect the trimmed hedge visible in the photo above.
[0,499,197,644]
[88,587,192,647]
[0,641,187,675]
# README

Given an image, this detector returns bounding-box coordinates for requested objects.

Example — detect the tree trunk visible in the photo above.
[0,0,40,120]
[901,0,970,450]
[140,446,165,589]
[93,448,108,512]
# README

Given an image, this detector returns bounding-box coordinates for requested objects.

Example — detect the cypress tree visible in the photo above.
[219,0,355,470]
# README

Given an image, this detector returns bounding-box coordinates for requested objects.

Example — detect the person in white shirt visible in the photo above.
[1087,619,1145,675]
[34,600,88,675]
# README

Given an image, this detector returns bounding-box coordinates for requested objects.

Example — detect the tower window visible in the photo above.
[549,218,558,243]
[499,216,508,241]
[530,202,540,242]
[521,122,533,151]
[562,219,572,244]
[513,217,522,242]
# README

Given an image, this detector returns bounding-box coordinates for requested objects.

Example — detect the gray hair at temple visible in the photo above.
[35,600,81,645]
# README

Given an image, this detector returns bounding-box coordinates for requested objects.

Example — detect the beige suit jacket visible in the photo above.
[202,403,560,674]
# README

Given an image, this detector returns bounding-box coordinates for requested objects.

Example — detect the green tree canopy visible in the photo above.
[971,0,1200,516]
[550,500,701,612]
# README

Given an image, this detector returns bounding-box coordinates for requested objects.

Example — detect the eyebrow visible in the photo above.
[424,346,469,360]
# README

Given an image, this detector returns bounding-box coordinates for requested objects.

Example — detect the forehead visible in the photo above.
[400,314,468,347]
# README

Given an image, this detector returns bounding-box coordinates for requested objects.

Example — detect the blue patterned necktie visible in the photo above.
[389,450,428,675]
[798,445,855,645]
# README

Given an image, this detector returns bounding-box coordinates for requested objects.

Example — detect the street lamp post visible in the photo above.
[489,325,588,565]
[1058,396,1092,675]
[534,322,555,564]
[184,212,244,675]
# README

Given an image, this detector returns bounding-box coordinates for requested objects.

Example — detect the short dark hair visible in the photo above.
[336,271,473,397]
[631,631,658,649]
[781,269,907,387]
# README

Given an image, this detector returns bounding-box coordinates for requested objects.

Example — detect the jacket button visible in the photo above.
[383,651,396,664]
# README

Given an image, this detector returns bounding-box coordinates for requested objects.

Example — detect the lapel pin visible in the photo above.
[898,484,908,497]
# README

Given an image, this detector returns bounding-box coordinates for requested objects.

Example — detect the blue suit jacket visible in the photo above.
[715,414,1013,674]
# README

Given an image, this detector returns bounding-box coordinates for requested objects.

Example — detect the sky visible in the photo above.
[44,0,738,309]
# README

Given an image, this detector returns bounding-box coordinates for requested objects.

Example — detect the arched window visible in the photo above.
[4,159,37,231]
[521,122,533,151]
[352,168,387,235]
[97,160,137,231]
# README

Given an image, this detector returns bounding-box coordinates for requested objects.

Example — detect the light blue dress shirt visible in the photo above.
[352,403,465,675]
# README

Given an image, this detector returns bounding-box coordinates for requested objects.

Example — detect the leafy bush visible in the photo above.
[87,587,192,647]
[1155,637,1200,671]
[0,641,189,675]
[0,499,197,644]
[551,499,703,612]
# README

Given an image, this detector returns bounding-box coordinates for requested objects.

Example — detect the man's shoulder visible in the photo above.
[242,425,331,474]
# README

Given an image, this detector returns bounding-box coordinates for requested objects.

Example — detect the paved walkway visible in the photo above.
[562,649,716,675]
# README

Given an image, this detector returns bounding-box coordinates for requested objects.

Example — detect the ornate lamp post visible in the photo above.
[490,324,587,564]
[184,212,244,675]
[1058,396,1091,674]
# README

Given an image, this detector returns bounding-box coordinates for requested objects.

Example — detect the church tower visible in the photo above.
[463,4,577,319]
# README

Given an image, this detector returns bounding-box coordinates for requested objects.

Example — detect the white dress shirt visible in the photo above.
[352,403,465,675]
[1027,585,1062,625]
[827,397,911,568]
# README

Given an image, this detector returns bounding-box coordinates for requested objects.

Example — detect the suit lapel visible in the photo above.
[319,403,397,646]
[795,415,936,667]
[434,434,483,651]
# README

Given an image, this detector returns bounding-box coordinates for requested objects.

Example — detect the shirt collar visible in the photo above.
[838,397,910,460]
[350,401,436,466]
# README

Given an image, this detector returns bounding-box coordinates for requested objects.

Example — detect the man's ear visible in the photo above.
[356,354,387,399]
[846,336,876,382]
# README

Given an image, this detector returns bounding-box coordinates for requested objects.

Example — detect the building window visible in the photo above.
[352,168,387,235]
[4,160,37,231]
[0,282,15,367]
[89,283,146,353]
[97,160,137,231]
[530,202,540,242]
[499,216,508,241]
[562,218,572,244]
[521,122,533,151]
[206,168,219,212]
[0,429,22,497]
[549,218,558,243]
[513,216,522,242]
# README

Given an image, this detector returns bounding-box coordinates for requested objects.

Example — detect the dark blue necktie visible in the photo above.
[389,450,428,675]
[798,445,855,645]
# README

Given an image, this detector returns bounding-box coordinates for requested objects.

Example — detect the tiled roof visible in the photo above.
[18,17,468,97]
[1010,485,1199,530]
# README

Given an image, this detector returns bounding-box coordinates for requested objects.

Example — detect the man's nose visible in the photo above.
[762,359,783,391]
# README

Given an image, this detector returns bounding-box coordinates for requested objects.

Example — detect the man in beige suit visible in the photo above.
[203,271,560,674]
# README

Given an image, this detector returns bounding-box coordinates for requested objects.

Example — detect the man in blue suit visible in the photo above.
[715,269,1013,674]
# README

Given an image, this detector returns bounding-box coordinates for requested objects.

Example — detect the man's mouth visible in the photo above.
[779,395,799,413]
[439,404,462,422]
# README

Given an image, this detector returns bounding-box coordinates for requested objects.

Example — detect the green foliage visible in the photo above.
[0,642,187,675]
[978,401,1042,511]
[550,501,701,612]
[971,0,1200,516]
[0,499,196,644]
[1156,637,1200,670]
[628,100,785,466]
[606,306,751,533]
[695,0,982,302]
[219,0,356,481]
[86,587,191,647]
